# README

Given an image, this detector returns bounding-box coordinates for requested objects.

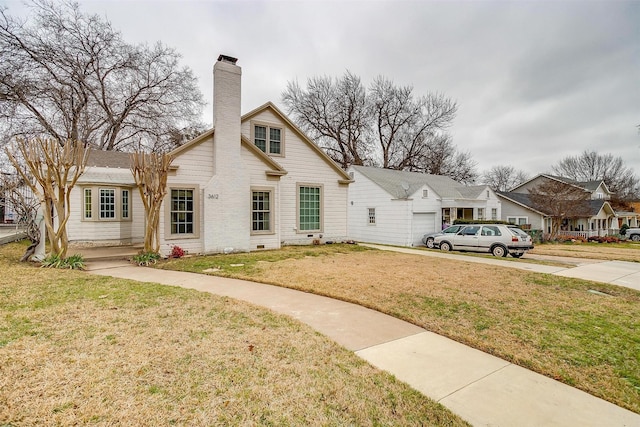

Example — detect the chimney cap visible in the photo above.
[217,54,238,64]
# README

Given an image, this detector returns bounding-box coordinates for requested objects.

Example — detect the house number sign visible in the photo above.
[208,194,219,199]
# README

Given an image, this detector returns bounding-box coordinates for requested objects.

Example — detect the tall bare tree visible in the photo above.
[282,72,371,168]
[0,1,204,152]
[0,173,41,261]
[130,152,172,253]
[552,151,639,207]
[5,138,88,258]
[481,165,529,192]
[282,72,474,182]
[528,178,590,239]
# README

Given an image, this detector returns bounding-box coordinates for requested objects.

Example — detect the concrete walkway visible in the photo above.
[86,257,640,427]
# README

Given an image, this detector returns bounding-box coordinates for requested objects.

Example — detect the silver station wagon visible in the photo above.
[433,224,534,258]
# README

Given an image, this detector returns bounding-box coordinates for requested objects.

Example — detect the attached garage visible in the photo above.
[411,212,436,246]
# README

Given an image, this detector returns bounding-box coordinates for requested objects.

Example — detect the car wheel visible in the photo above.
[491,245,507,257]
[631,234,640,242]
[426,237,435,248]
[440,241,451,252]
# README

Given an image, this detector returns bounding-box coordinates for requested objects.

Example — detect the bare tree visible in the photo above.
[0,173,41,261]
[282,72,371,168]
[528,178,590,239]
[0,1,204,152]
[5,138,88,258]
[282,72,474,182]
[481,165,529,192]
[552,151,640,206]
[369,77,458,171]
[130,152,172,253]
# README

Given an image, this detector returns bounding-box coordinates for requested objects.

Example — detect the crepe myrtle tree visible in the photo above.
[5,138,89,258]
[0,1,204,152]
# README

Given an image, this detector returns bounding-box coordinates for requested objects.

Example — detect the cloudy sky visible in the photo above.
[4,0,639,177]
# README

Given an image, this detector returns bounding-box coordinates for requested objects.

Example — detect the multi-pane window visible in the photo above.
[121,190,129,219]
[368,208,376,224]
[299,186,321,231]
[507,217,528,226]
[84,189,92,219]
[171,189,194,234]
[254,125,267,152]
[477,208,485,220]
[254,124,282,155]
[252,191,271,232]
[491,208,498,220]
[422,189,428,198]
[100,189,115,219]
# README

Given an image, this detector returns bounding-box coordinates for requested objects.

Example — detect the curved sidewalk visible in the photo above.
[86,260,639,426]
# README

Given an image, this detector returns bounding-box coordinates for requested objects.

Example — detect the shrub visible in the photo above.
[132,251,161,266]
[620,224,629,236]
[170,245,185,258]
[41,253,85,270]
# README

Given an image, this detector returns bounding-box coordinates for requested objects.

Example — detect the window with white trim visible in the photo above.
[82,186,132,221]
[252,190,272,233]
[491,208,498,220]
[422,189,428,198]
[100,189,115,219]
[477,208,485,220]
[170,189,194,234]
[507,216,528,226]
[121,189,129,219]
[84,188,92,219]
[298,185,321,232]
[368,208,376,224]
[254,124,282,155]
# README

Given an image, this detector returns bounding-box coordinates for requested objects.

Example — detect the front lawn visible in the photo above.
[530,241,640,262]
[160,244,640,414]
[0,242,467,426]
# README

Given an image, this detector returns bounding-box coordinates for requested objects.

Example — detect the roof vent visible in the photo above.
[217,54,238,64]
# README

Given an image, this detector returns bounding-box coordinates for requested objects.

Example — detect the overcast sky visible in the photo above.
[4,0,639,177]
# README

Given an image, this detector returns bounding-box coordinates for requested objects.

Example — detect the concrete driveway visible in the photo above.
[361,244,640,292]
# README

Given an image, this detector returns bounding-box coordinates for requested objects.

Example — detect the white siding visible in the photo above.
[243,109,348,245]
[499,197,545,230]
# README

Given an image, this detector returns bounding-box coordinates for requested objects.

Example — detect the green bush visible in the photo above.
[132,251,161,266]
[620,224,629,236]
[41,253,85,270]
[453,219,510,225]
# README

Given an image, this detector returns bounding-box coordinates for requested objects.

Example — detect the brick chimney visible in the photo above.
[204,55,250,253]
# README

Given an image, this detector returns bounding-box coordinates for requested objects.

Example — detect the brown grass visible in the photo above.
[161,245,640,413]
[0,242,467,426]
[530,242,640,262]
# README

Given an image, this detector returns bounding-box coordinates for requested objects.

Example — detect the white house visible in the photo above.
[67,55,351,255]
[347,165,501,246]
[497,174,618,237]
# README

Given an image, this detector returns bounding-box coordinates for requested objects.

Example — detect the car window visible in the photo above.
[508,227,529,237]
[443,225,462,234]
[481,226,501,236]
[460,226,480,236]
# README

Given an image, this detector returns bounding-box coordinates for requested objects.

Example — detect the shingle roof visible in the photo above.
[352,166,483,199]
[498,191,611,217]
[86,149,133,169]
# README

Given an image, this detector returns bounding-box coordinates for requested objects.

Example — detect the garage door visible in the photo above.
[412,212,436,246]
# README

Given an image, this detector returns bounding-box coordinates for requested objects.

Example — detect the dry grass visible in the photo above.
[530,242,640,262]
[161,245,640,414]
[0,242,468,426]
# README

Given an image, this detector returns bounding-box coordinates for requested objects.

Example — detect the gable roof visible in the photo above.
[243,102,352,183]
[498,191,615,217]
[512,173,610,194]
[352,165,483,199]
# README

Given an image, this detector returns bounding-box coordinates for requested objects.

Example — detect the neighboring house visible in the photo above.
[66,55,351,255]
[498,174,618,238]
[347,165,501,246]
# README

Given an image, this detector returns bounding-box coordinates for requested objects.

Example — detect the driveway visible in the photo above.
[361,244,640,292]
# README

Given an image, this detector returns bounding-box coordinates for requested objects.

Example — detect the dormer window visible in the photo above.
[253,123,282,155]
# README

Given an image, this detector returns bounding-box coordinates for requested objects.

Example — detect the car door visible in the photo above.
[477,225,502,253]
[451,225,480,251]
